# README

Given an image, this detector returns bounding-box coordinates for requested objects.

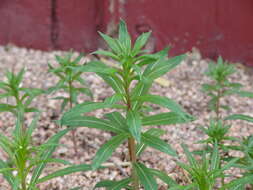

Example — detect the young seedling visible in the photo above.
[0,70,92,190]
[199,57,243,184]
[225,90,253,188]
[60,20,194,189]
[0,113,92,190]
[171,144,253,190]
[0,69,43,130]
[48,52,92,156]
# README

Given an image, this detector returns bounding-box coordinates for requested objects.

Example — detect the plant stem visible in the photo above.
[21,175,27,190]
[69,80,78,157]
[128,137,139,189]
[215,89,221,120]
[124,69,139,190]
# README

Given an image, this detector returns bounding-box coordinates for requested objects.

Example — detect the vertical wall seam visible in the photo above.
[50,0,59,49]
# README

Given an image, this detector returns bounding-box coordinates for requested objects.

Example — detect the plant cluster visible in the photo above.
[0,20,253,190]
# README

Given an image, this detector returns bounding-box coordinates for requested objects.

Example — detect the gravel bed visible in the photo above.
[0,45,253,190]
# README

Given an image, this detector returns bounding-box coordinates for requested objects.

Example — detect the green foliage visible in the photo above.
[202,56,242,119]
[0,69,43,116]
[48,51,92,111]
[0,114,91,190]
[61,19,194,189]
[172,144,240,190]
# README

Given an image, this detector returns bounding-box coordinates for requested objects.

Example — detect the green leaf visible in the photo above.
[138,94,191,121]
[0,103,15,113]
[181,144,197,168]
[127,110,142,142]
[132,31,151,56]
[79,61,118,74]
[210,144,220,170]
[149,168,177,187]
[141,133,177,156]
[98,73,124,94]
[104,94,123,105]
[131,81,152,110]
[37,164,92,183]
[92,50,119,60]
[143,55,185,80]
[104,111,128,131]
[136,128,165,156]
[225,114,253,123]
[94,177,131,190]
[61,102,112,122]
[61,115,125,134]
[99,32,121,54]
[142,112,192,126]
[236,90,253,98]
[220,175,253,190]
[30,128,72,187]
[0,159,16,187]
[133,162,158,190]
[118,19,131,54]
[92,133,129,170]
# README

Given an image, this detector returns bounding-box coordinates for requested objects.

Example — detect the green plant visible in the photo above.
[225,91,253,188]
[48,52,92,155]
[60,20,194,189]
[0,69,43,129]
[170,144,253,190]
[0,70,92,190]
[198,57,244,185]
[0,113,92,190]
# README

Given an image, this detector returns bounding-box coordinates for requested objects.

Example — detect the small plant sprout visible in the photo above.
[0,113,92,190]
[48,52,92,156]
[199,57,245,185]
[0,69,44,130]
[200,57,244,148]
[225,90,253,188]
[60,20,194,189]
[0,70,92,190]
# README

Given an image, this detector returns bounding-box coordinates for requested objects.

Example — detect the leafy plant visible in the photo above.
[48,52,92,155]
[0,113,92,190]
[0,69,44,129]
[171,144,253,190]
[60,20,194,189]
[225,91,253,188]
[0,69,92,190]
[198,57,244,185]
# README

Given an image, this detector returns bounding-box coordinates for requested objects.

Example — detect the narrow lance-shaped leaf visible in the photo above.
[37,164,92,184]
[133,162,158,190]
[30,128,72,187]
[132,31,151,56]
[136,128,165,156]
[127,110,142,142]
[142,112,192,126]
[104,111,128,131]
[61,115,125,134]
[0,159,16,187]
[143,55,185,80]
[149,168,178,187]
[138,94,191,121]
[225,114,253,123]
[92,133,129,170]
[94,177,131,190]
[141,133,177,156]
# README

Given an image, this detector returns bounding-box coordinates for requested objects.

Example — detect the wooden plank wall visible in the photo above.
[0,0,252,65]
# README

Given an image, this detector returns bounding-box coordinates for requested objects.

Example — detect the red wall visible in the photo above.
[0,0,253,65]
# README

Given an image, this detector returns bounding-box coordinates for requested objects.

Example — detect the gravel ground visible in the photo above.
[0,45,253,190]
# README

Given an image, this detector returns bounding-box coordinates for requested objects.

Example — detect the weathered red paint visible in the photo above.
[0,0,52,50]
[110,0,253,65]
[0,0,253,65]
[56,0,102,52]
